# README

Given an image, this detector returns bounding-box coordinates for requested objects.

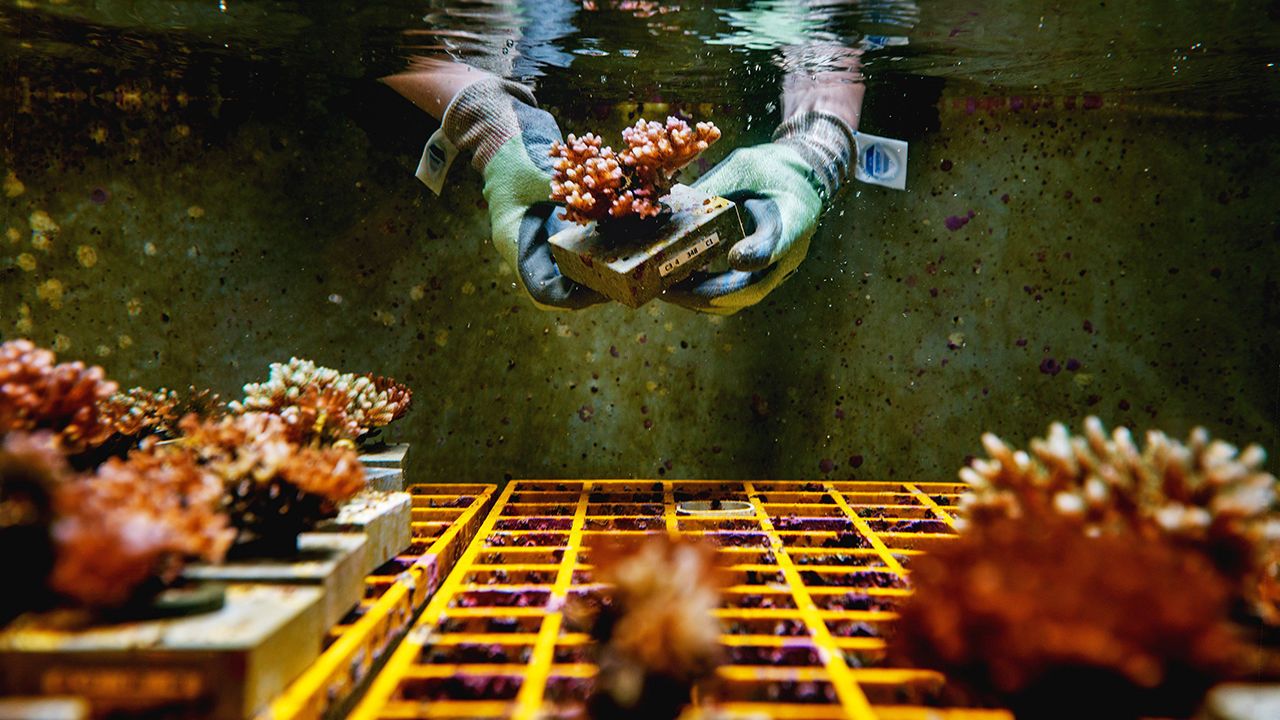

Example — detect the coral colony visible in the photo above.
[233,357,412,445]
[0,339,117,454]
[892,416,1277,717]
[0,340,411,612]
[180,412,367,547]
[890,516,1246,719]
[958,416,1279,624]
[569,537,724,720]
[550,117,720,224]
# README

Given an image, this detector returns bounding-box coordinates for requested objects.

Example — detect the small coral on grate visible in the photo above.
[179,413,366,545]
[0,339,117,453]
[550,117,720,224]
[958,416,1279,623]
[0,432,64,623]
[569,536,724,720]
[49,445,232,608]
[889,516,1247,719]
[232,358,412,444]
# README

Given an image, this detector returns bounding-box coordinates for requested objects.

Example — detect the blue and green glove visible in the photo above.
[661,112,856,314]
[440,78,606,310]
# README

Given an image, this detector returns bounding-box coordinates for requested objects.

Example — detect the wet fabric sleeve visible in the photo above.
[772,110,857,202]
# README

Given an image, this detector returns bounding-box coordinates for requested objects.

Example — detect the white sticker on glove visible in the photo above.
[853,132,908,191]
[415,128,459,196]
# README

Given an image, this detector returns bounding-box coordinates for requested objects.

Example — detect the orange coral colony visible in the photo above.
[550,117,720,224]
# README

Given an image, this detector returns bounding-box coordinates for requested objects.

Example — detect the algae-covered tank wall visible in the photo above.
[2,0,1276,484]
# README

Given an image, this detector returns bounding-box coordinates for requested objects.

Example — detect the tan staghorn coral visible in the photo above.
[233,358,412,444]
[889,516,1247,719]
[179,413,365,547]
[0,339,117,453]
[570,536,724,720]
[367,374,413,422]
[49,446,232,608]
[958,416,1279,623]
[99,386,225,442]
[550,117,720,224]
[99,387,182,439]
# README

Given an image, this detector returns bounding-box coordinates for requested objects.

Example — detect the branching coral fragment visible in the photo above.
[50,446,232,608]
[889,517,1247,719]
[234,358,412,444]
[180,412,366,544]
[572,536,724,720]
[550,117,720,224]
[0,339,117,452]
[958,416,1280,623]
[98,386,224,444]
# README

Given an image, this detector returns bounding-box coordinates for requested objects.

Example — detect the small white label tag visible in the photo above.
[853,132,908,190]
[660,232,719,277]
[415,128,459,196]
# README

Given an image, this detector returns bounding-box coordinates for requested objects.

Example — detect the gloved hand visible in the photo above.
[661,112,856,314]
[441,77,606,309]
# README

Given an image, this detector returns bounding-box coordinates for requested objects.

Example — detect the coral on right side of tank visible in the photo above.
[889,514,1247,719]
[890,416,1278,719]
[958,416,1278,624]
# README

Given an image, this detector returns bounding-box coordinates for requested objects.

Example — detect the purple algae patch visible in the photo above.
[1039,357,1062,376]
[944,215,969,231]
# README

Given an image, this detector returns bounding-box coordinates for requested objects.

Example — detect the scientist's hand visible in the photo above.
[441,77,606,309]
[660,112,855,314]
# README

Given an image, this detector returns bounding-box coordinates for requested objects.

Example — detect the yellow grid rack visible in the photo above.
[266,484,497,720]
[350,480,1013,720]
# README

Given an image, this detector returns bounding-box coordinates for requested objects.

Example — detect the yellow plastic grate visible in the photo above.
[265,484,497,720]
[350,480,1013,720]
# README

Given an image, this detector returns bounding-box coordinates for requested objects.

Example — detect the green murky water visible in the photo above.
[1,0,1277,483]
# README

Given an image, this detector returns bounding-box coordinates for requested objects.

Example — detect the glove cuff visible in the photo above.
[442,77,541,172]
[772,111,856,201]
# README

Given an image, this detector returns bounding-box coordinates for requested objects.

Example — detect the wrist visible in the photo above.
[779,44,865,130]
[382,61,498,120]
[783,79,865,132]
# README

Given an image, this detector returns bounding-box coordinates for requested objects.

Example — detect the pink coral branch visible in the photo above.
[550,117,720,225]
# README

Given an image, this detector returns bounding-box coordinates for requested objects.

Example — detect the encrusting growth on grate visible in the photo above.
[550,117,720,224]
[889,516,1248,719]
[569,536,724,720]
[958,416,1279,624]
